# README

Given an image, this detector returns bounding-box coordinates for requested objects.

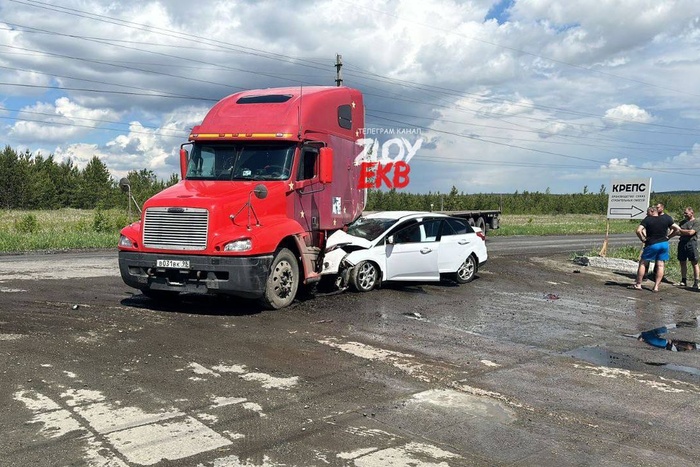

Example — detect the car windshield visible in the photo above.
[345,217,397,241]
[185,142,295,181]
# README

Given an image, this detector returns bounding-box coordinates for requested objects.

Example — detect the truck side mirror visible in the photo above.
[118,177,131,193]
[179,147,189,179]
[319,147,333,184]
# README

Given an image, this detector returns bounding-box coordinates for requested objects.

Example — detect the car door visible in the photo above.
[385,219,440,281]
[438,218,475,273]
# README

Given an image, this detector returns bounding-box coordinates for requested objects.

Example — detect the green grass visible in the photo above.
[0,210,660,260]
[489,214,636,236]
[582,242,682,284]
[0,209,136,253]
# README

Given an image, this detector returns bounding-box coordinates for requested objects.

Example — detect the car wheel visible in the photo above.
[350,261,378,292]
[260,248,299,309]
[453,255,477,284]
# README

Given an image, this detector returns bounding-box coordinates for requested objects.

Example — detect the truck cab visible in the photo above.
[118,86,366,308]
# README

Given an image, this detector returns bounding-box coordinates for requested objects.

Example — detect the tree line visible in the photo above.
[3,146,700,216]
[0,146,177,210]
[366,185,700,217]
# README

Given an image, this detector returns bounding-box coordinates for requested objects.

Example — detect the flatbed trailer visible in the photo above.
[435,210,501,232]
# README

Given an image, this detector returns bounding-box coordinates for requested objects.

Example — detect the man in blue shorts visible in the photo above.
[631,206,680,292]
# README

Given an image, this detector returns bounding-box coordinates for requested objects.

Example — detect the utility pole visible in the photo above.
[335,54,343,87]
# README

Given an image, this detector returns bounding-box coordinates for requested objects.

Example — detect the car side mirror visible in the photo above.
[386,235,394,245]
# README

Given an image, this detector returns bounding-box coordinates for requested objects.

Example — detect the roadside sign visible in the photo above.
[607,178,651,219]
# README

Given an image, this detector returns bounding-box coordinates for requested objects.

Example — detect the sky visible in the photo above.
[1,0,700,194]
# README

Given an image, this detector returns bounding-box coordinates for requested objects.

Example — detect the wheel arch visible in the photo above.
[345,250,386,281]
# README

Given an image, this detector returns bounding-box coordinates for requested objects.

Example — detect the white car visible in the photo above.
[323,211,488,292]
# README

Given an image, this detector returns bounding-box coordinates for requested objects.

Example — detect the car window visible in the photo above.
[423,219,442,242]
[443,218,473,235]
[346,217,397,241]
[393,223,423,244]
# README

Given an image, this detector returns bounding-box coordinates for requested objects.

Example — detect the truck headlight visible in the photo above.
[224,238,252,252]
[119,235,134,248]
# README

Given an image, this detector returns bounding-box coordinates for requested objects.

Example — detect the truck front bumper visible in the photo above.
[119,251,273,299]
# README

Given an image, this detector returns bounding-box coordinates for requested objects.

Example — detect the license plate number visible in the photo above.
[156,259,190,269]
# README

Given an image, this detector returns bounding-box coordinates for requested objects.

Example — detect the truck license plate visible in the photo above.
[156,259,190,269]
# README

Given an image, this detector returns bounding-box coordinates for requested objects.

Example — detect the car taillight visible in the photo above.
[476,231,486,241]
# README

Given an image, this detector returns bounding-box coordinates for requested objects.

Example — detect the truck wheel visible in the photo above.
[261,248,299,309]
[349,261,378,292]
[453,255,477,284]
[490,217,499,230]
[468,218,475,227]
[476,217,486,232]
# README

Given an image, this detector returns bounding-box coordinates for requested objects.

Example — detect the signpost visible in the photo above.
[607,178,651,220]
[600,178,652,256]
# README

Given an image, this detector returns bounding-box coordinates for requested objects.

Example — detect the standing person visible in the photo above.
[631,206,679,292]
[669,207,700,288]
[649,202,674,280]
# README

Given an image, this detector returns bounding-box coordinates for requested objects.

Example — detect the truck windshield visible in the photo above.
[185,142,296,181]
[346,217,397,241]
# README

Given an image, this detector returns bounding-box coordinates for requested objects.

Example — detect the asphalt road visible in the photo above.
[1,234,698,466]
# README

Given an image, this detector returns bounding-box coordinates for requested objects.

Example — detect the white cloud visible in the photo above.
[9,98,121,143]
[603,104,653,125]
[1,0,700,193]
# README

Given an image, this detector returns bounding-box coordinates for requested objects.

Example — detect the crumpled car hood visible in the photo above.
[325,230,373,250]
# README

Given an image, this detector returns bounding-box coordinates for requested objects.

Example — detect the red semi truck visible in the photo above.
[118,86,366,309]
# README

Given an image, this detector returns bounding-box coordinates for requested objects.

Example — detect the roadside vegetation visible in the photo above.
[2,143,698,282]
[0,210,666,253]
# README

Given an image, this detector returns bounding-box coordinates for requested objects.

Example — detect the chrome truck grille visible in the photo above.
[143,207,209,250]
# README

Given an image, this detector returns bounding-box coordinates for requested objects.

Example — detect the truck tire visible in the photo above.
[453,254,477,284]
[476,217,486,232]
[349,261,379,292]
[468,218,475,227]
[490,217,499,230]
[261,248,299,309]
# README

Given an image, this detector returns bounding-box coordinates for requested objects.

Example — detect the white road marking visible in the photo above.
[573,363,700,394]
[189,362,221,377]
[318,338,432,382]
[106,416,231,465]
[199,454,284,466]
[337,447,378,459]
[213,363,300,390]
[83,436,129,467]
[239,372,299,389]
[339,441,462,466]
[241,401,267,417]
[1,287,27,292]
[197,413,219,423]
[14,390,83,438]
[480,359,500,367]
[15,380,233,465]
[74,402,184,433]
[61,388,106,406]
[210,396,247,408]
[0,333,24,340]
[222,430,245,440]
